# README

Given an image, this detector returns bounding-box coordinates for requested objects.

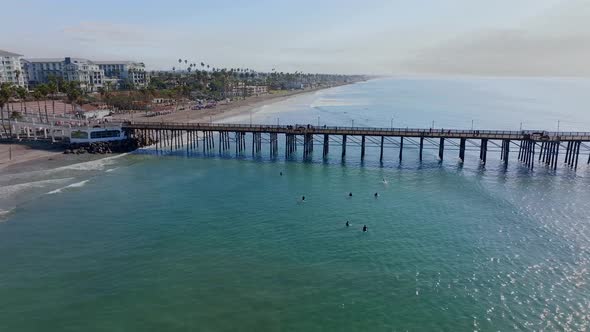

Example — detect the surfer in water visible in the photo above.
[301,196,305,201]
[349,192,353,197]
[382,178,388,185]
[363,225,368,232]
[374,192,379,197]
[346,221,350,227]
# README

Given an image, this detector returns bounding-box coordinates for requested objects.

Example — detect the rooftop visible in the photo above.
[94,61,141,65]
[24,58,65,63]
[0,49,23,57]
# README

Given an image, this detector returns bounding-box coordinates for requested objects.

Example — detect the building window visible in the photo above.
[90,130,121,139]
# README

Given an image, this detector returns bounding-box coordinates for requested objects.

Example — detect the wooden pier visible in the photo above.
[123,122,590,171]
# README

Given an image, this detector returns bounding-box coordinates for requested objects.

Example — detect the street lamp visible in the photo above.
[390,117,393,129]
[352,119,354,128]
[317,116,320,127]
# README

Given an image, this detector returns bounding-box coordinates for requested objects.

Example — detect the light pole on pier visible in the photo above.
[557,120,560,133]
[317,116,320,127]
[520,122,522,131]
[471,120,474,130]
[390,117,394,129]
[352,119,354,128]
[277,118,279,126]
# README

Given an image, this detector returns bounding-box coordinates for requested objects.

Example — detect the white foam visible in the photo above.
[0,178,73,198]
[46,180,90,195]
[310,98,366,109]
[0,208,14,222]
[56,153,129,172]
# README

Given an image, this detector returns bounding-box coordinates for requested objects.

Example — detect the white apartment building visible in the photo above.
[62,57,103,92]
[24,57,103,92]
[95,61,149,88]
[0,49,26,88]
[228,82,268,97]
[24,57,147,91]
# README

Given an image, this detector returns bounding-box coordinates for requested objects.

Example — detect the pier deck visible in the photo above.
[123,122,590,171]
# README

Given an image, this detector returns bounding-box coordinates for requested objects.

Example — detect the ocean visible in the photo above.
[1,77,590,331]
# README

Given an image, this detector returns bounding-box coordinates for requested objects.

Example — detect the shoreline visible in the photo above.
[0,81,361,173]
[113,82,358,124]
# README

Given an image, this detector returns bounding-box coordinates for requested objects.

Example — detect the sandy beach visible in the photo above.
[112,84,347,124]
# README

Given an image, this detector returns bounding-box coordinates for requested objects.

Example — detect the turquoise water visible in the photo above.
[1,78,590,331]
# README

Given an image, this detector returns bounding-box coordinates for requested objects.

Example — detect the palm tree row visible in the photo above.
[0,80,85,124]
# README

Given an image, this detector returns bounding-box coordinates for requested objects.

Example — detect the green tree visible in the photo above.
[65,81,82,115]
[0,83,14,137]
[15,86,28,116]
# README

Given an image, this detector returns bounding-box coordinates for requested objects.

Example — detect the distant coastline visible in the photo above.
[112,79,366,124]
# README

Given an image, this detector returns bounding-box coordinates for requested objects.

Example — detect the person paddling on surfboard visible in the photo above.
[362,225,368,232]
[346,221,350,227]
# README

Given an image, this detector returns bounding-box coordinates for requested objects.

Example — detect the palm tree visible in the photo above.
[0,83,14,137]
[15,70,21,86]
[47,79,58,115]
[15,86,27,116]
[65,81,82,115]
[32,87,44,123]
[38,84,50,123]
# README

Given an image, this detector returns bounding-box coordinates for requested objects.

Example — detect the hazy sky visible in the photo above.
[2,0,589,76]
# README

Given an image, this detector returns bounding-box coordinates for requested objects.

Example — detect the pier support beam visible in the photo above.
[323,134,329,158]
[399,137,403,161]
[503,139,510,167]
[342,135,347,158]
[438,138,444,161]
[574,141,581,170]
[380,136,384,162]
[565,141,572,165]
[480,138,488,164]
[419,137,424,161]
[459,138,466,162]
[303,134,313,159]
[361,135,366,160]
[270,133,278,157]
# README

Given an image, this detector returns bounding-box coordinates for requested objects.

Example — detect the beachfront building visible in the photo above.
[22,58,64,87]
[24,57,147,91]
[24,57,104,92]
[227,82,268,98]
[95,61,149,89]
[63,57,104,92]
[0,49,26,88]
